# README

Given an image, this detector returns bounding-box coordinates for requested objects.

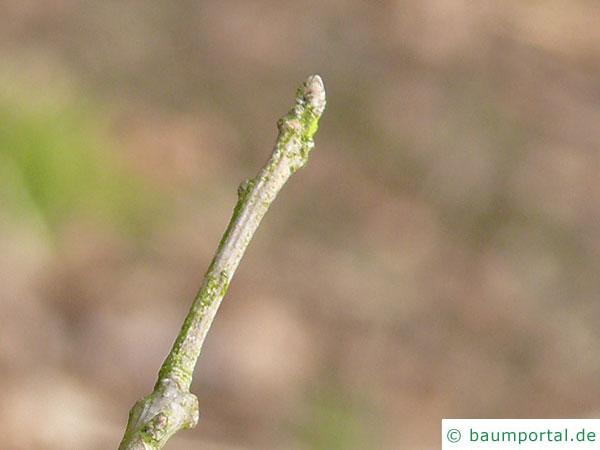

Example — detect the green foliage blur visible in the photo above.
[0,80,158,238]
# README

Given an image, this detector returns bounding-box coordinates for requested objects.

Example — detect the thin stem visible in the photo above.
[118,75,326,450]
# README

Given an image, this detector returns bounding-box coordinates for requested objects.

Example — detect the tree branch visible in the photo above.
[118,75,326,450]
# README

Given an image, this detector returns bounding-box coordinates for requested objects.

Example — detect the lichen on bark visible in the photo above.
[118,75,326,450]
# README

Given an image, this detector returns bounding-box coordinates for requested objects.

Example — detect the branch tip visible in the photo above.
[303,74,326,117]
[118,74,326,449]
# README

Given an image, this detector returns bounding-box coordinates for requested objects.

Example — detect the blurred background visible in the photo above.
[1,1,600,449]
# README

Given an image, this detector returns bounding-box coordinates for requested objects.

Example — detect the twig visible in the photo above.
[118,75,326,450]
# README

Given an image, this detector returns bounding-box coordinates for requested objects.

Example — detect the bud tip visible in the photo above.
[304,74,326,116]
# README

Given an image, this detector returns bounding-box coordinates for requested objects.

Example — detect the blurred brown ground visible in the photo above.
[1,1,600,449]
